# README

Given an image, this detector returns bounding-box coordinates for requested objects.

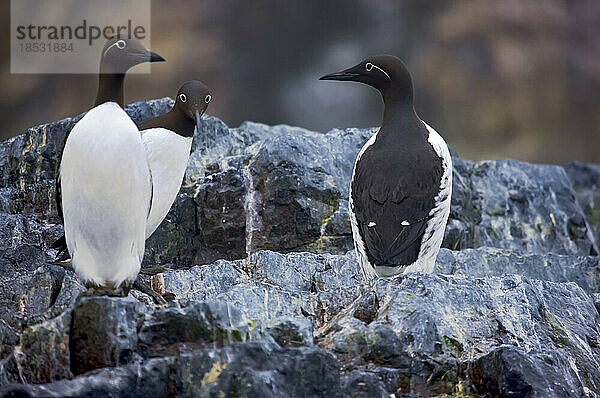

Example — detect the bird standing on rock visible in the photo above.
[58,38,164,294]
[138,80,212,238]
[320,55,452,280]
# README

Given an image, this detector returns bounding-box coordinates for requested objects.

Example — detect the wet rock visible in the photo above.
[14,310,72,384]
[70,297,145,375]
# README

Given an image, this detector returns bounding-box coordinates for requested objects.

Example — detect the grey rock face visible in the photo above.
[321,273,600,396]
[437,247,600,294]
[1,99,600,397]
[70,297,144,375]
[14,310,72,384]
[566,162,600,250]
[445,157,598,255]
[163,250,364,328]
[3,344,342,398]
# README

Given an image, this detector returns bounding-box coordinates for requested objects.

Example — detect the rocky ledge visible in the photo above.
[0,98,599,397]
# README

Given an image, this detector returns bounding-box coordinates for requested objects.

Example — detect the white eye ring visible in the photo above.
[179,94,187,102]
[365,62,374,71]
[116,40,126,49]
[205,94,211,103]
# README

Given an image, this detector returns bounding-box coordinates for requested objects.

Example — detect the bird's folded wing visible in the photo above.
[358,212,430,267]
[352,173,436,267]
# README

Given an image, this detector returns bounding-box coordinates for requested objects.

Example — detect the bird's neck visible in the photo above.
[380,96,425,142]
[94,73,125,107]
[138,108,195,137]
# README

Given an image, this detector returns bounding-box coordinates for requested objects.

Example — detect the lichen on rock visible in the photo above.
[0,99,599,397]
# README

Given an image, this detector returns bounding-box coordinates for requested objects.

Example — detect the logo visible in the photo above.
[11,0,152,74]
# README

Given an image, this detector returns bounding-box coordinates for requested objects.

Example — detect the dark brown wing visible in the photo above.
[351,145,443,268]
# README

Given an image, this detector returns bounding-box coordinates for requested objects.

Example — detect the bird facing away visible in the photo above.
[138,80,212,238]
[320,55,452,280]
[58,38,164,292]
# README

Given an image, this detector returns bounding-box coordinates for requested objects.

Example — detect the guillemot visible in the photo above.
[52,38,164,261]
[320,55,452,279]
[57,37,164,293]
[138,80,212,238]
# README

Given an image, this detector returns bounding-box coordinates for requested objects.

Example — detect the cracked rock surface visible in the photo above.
[0,99,599,397]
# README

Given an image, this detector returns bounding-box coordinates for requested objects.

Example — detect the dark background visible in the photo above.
[1,0,599,163]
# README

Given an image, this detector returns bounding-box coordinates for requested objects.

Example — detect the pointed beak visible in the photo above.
[319,68,361,82]
[194,109,202,135]
[130,50,165,63]
[148,51,166,63]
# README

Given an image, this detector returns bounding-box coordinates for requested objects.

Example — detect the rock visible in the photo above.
[13,310,72,384]
[566,162,600,250]
[320,273,600,396]
[0,242,53,329]
[0,323,17,361]
[1,99,596,270]
[2,343,341,398]
[467,345,586,398]
[445,158,598,256]
[436,247,600,294]
[163,250,364,328]
[265,317,314,347]
[70,297,145,375]
[137,301,258,357]
[340,370,389,398]
[2,99,600,397]
[0,357,173,397]
[172,343,341,397]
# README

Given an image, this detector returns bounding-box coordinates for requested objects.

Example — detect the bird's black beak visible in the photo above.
[194,109,202,135]
[148,51,166,63]
[130,50,166,63]
[319,66,362,82]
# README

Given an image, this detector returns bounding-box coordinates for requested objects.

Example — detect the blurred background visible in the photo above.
[1,0,599,163]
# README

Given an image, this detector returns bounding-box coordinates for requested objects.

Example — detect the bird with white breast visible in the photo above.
[138,80,212,239]
[59,37,164,295]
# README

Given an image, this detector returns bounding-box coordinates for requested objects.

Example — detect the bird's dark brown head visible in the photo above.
[173,80,212,121]
[168,80,212,137]
[320,55,413,104]
[99,37,165,74]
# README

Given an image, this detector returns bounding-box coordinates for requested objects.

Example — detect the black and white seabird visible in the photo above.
[138,80,212,238]
[320,55,452,279]
[57,38,164,291]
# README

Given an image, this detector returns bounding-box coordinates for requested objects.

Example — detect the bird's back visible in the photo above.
[350,119,451,276]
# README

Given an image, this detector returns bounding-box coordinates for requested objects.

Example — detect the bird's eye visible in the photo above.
[116,40,126,49]
[205,94,212,104]
[179,94,187,102]
[365,62,374,71]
